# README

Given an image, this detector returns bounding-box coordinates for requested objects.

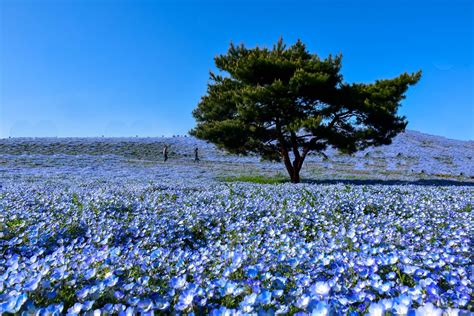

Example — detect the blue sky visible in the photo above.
[0,0,472,140]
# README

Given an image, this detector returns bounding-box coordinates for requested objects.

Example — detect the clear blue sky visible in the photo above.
[1,0,472,140]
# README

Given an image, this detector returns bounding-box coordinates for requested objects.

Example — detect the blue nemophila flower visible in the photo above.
[104,275,119,287]
[368,302,385,316]
[68,302,83,314]
[240,293,257,311]
[272,276,287,290]
[246,266,258,278]
[123,282,134,291]
[137,298,152,312]
[127,297,140,306]
[175,289,194,311]
[309,281,331,297]
[308,301,330,315]
[444,307,460,316]
[222,281,237,296]
[114,290,124,300]
[256,290,272,305]
[379,282,391,294]
[415,302,443,316]
[296,294,311,309]
[210,306,236,316]
[194,295,207,307]
[82,300,95,311]
[24,275,42,291]
[154,297,170,310]
[272,289,284,298]
[76,287,89,300]
[122,306,135,316]
[84,268,97,280]
[2,293,27,314]
[103,303,114,313]
[170,276,187,289]
[45,303,64,314]
[392,302,409,315]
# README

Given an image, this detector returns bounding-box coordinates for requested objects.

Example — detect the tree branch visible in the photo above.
[290,132,301,161]
[328,109,352,129]
[296,134,314,139]
[275,119,294,176]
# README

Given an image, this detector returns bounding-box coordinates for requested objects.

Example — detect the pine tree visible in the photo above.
[191,38,421,183]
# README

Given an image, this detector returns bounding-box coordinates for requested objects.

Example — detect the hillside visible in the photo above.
[0,130,473,180]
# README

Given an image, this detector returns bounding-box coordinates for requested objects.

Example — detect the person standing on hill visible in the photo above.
[163,145,169,162]
[194,147,200,162]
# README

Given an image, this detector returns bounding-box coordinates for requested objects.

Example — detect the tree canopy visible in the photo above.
[190,38,421,183]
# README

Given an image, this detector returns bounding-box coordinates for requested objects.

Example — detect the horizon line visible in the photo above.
[1,129,472,142]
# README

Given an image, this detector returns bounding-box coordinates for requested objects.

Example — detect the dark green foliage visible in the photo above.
[191,38,421,183]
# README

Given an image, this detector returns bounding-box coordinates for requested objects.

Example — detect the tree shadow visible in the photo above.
[301,178,474,187]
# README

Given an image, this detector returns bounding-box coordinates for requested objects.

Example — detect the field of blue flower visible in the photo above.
[0,136,473,315]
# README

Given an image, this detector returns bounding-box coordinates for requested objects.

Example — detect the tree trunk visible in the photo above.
[283,156,303,183]
[292,156,304,183]
[282,153,296,183]
[276,122,304,183]
[291,168,300,183]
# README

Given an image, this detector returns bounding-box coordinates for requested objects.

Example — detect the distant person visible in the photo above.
[163,145,169,162]
[194,147,200,162]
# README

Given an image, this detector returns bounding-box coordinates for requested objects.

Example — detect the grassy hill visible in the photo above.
[0,130,472,181]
